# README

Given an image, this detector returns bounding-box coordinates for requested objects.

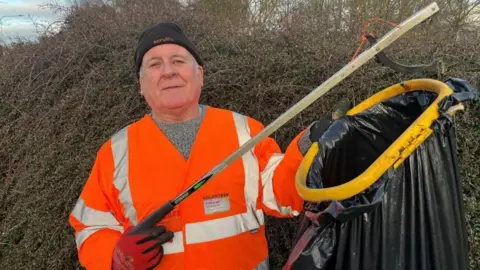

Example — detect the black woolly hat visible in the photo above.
[134,22,204,78]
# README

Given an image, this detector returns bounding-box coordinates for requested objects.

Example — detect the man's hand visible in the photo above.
[297,118,332,155]
[297,98,352,155]
[112,225,174,270]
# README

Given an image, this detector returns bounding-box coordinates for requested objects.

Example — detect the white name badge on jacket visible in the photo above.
[203,193,230,215]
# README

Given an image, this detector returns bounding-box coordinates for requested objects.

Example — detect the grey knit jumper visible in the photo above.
[153,104,207,159]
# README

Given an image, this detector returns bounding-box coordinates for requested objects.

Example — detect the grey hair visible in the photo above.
[138,55,199,78]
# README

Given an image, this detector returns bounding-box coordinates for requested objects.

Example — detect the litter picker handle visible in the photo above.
[129,173,214,234]
[128,201,175,234]
[129,2,440,234]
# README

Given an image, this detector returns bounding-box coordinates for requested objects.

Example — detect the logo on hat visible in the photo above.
[153,37,174,44]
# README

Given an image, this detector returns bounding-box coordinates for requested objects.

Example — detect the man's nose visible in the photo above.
[161,63,176,77]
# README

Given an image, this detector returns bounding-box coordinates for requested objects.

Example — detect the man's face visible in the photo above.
[139,44,203,112]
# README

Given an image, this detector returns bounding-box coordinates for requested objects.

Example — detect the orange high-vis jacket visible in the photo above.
[69,106,306,270]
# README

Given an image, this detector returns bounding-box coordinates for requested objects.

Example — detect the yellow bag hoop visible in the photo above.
[295,78,459,203]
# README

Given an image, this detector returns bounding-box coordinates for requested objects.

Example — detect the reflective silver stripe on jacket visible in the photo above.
[111,126,138,226]
[185,209,265,244]
[75,225,123,249]
[254,256,269,270]
[163,231,184,254]
[232,112,262,223]
[261,154,299,216]
[70,197,123,248]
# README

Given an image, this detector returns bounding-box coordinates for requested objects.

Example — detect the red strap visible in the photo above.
[351,17,399,61]
[283,225,317,270]
[351,35,367,61]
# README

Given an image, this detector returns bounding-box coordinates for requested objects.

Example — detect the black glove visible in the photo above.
[297,98,352,155]
[298,118,332,155]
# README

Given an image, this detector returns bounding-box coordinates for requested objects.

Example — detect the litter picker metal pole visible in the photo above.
[130,2,440,234]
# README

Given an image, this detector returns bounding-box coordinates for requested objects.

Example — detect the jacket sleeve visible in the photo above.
[247,117,306,218]
[69,142,125,270]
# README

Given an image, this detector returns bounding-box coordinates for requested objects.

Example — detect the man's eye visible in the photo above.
[150,63,159,67]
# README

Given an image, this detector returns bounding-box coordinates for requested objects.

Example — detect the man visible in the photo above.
[68,21,351,270]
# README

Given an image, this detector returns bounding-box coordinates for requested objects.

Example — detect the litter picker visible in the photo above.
[130,2,440,234]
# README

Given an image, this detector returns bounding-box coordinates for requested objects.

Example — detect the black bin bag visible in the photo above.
[284,78,478,270]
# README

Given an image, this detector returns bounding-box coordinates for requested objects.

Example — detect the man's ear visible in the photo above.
[197,65,204,87]
[138,77,144,95]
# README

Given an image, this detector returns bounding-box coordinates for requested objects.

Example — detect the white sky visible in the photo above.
[0,0,69,44]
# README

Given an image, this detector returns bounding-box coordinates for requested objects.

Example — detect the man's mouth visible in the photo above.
[162,86,183,91]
